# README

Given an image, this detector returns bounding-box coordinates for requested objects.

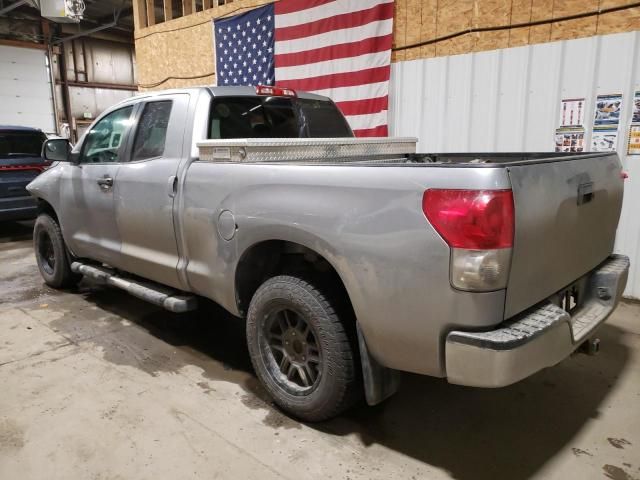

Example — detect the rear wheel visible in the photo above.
[246,275,360,422]
[33,214,79,289]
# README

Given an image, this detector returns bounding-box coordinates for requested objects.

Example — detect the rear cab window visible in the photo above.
[132,101,173,161]
[0,130,47,159]
[208,96,353,139]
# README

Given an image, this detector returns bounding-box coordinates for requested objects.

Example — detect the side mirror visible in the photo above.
[42,138,77,163]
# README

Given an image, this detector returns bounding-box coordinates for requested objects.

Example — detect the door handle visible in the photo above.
[97,176,114,189]
[167,175,178,198]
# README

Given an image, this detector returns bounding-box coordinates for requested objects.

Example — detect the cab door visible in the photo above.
[59,104,136,266]
[114,94,190,289]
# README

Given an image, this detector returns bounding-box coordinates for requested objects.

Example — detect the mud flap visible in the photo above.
[356,322,401,405]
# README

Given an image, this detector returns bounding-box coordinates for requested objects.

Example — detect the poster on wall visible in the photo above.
[592,126,619,152]
[628,125,640,155]
[555,128,585,152]
[594,94,623,127]
[633,90,640,124]
[559,98,585,127]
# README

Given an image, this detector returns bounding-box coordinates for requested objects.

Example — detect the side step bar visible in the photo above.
[71,262,197,313]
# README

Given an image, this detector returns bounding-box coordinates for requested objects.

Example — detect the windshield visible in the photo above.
[208,96,353,139]
[0,131,47,158]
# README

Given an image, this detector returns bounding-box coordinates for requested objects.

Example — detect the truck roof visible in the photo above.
[131,85,331,103]
[0,125,44,132]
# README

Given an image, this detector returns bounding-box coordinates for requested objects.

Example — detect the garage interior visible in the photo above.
[1,1,640,479]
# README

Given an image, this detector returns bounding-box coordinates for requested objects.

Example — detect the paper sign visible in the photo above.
[592,126,618,152]
[594,94,623,127]
[555,128,585,153]
[559,98,585,127]
[628,125,640,155]
[632,91,640,124]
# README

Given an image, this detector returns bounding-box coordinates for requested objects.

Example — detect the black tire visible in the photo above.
[33,213,79,289]
[246,275,360,422]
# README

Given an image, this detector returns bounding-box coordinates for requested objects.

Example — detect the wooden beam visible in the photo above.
[132,0,147,30]
[183,0,192,15]
[192,0,197,12]
[164,0,173,20]
[203,0,212,9]
[146,0,156,26]
[55,80,138,91]
[0,38,46,50]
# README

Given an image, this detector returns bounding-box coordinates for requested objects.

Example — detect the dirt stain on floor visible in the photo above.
[608,437,632,449]
[603,464,638,480]
[0,418,25,451]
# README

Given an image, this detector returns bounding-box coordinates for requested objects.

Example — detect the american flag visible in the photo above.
[213,0,394,137]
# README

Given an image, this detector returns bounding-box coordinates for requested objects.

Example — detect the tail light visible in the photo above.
[0,164,46,173]
[423,189,514,291]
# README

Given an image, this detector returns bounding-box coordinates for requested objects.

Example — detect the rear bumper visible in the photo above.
[445,254,629,387]
[0,195,37,221]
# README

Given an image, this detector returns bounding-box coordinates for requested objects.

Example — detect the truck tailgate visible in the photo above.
[505,153,623,318]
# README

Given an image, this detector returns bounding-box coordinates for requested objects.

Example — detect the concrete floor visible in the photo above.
[0,221,639,480]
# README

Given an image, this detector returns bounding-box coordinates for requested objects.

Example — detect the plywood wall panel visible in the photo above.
[393,0,407,61]
[509,0,532,47]
[435,0,474,57]
[550,0,598,42]
[529,0,553,45]
[404,0,423,60]
[597,0,640,36]
[472,0,511,52]
[420,0,438,59]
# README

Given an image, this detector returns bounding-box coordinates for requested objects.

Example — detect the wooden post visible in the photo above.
[132,0,147,30]
[146,0,155,26]
[192,0,197,13]
[183,0,192,15]
[203,0,212,9]
[164,0,173,20]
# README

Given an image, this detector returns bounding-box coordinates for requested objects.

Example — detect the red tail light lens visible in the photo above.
[422,189,514,249]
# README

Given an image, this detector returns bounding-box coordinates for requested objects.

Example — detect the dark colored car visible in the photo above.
[0,126,50,221]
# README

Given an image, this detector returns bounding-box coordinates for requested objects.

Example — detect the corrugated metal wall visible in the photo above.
[388,30,640,298]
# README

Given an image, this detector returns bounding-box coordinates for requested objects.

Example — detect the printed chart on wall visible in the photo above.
[628,125,640,155]
[555,98,585,152]
[633,90,640,124]
[593,127,619,152]
[555,128,585,153]
[592,94,622,152]
[594,94,623,126]
[559,98,585,127]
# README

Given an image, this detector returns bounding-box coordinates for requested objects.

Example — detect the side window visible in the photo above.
[81,106,134,164]
[132,101,173,161]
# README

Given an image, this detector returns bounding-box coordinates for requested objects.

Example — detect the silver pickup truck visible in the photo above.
[29,85,629,421]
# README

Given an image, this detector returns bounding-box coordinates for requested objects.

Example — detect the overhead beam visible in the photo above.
[0,38,46,50]
[0,0,27,15]
[55,79,138,91]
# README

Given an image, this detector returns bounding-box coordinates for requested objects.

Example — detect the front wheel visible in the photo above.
[33,213,79,289]
[246,275,360,422]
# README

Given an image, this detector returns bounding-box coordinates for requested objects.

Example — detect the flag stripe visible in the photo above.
[278,65,390,92]
[310,81,389,103]
[274,0,334,15]
[353,125,389,137]
[276,0,392,28]
[344,110,388,131]
[275,18,393,55]
[274,34,392,67]
[275,3,394,41]
[276,51,389,81]
[335,95,388,116]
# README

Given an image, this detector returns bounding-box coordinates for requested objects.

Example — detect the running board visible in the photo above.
[71,262,197,313]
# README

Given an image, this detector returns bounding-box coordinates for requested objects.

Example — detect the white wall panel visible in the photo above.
[0,46,55,133]
[389,31,640,299]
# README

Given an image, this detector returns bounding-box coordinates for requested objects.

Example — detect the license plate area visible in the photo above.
[549,276,589,315]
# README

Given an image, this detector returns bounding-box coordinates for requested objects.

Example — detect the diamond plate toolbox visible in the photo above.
[196,137,417,164]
